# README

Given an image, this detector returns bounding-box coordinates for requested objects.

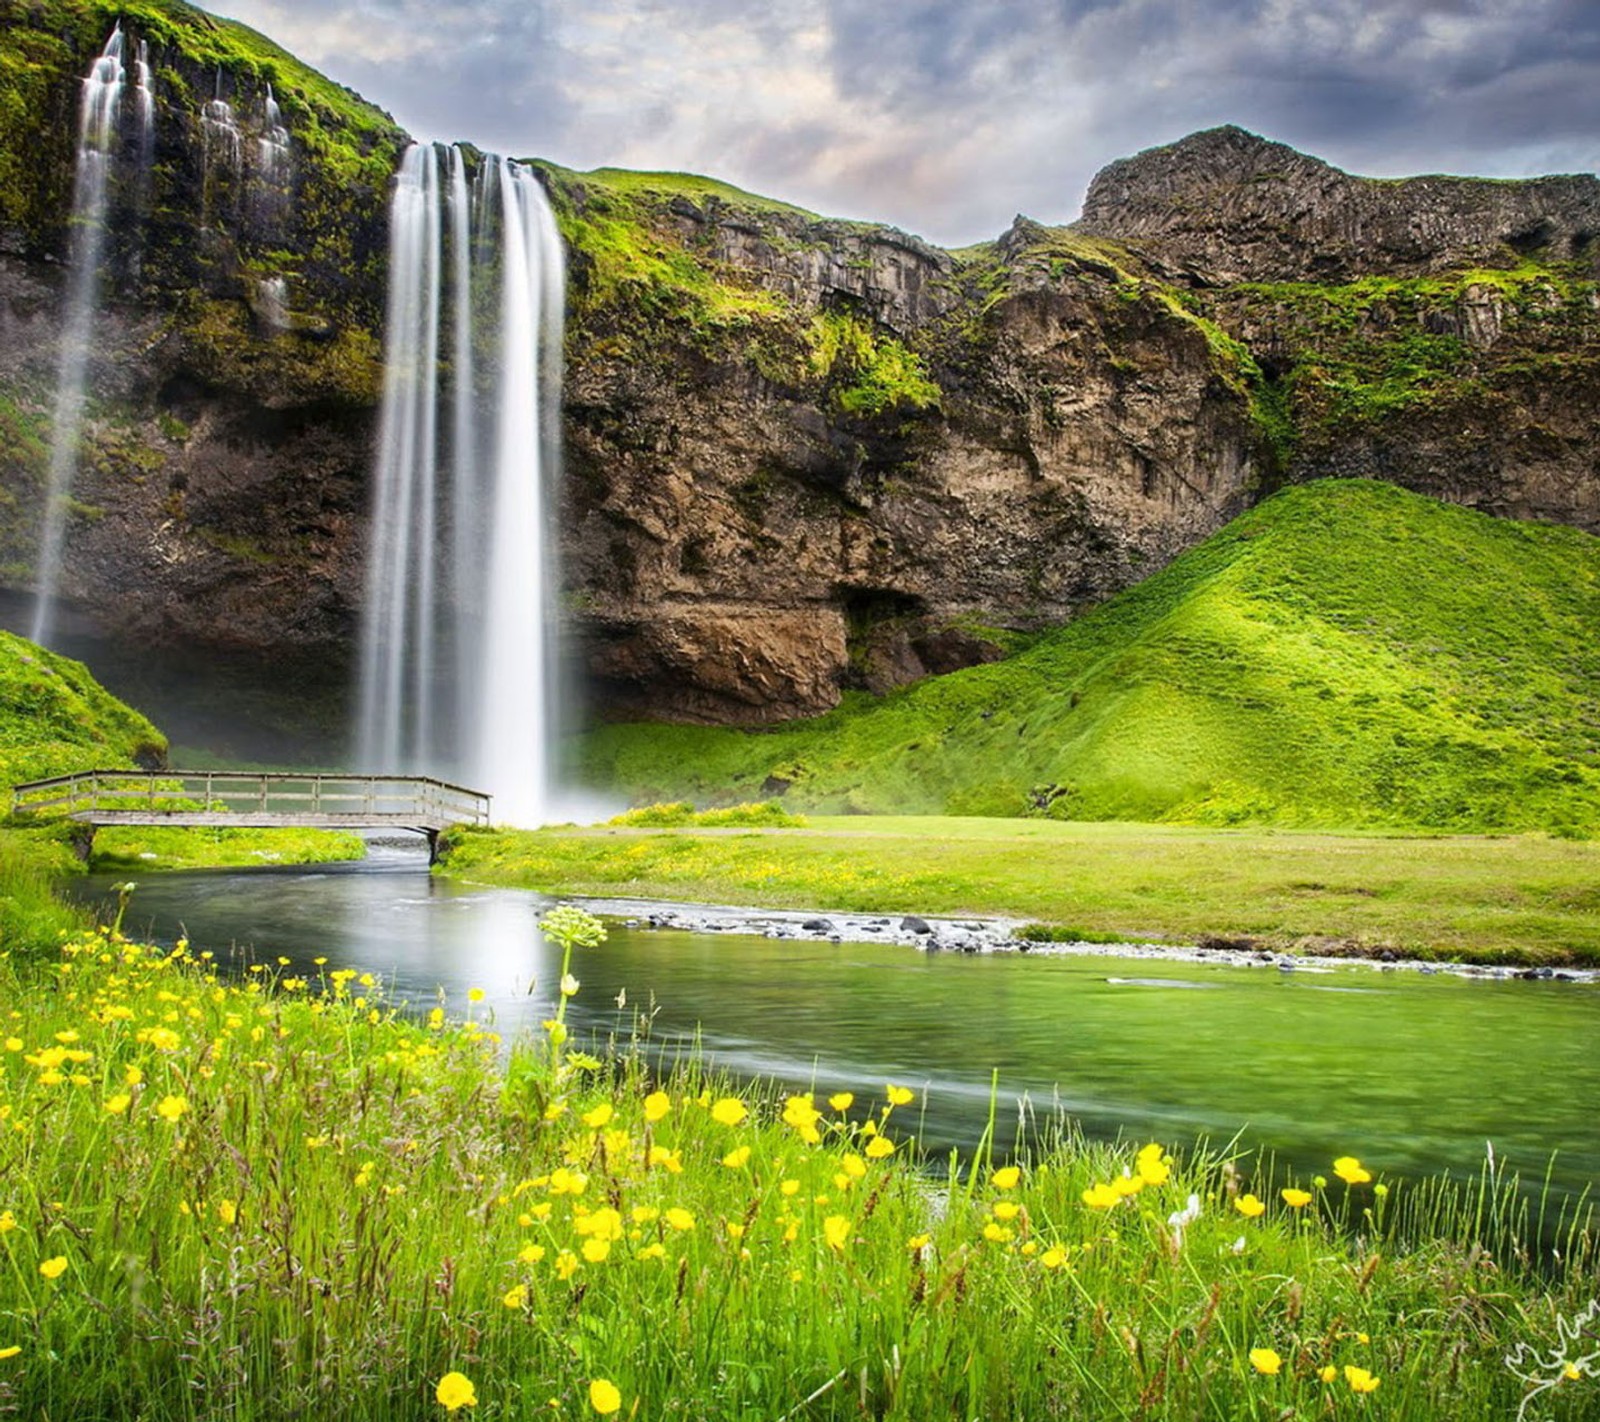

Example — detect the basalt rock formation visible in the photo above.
[0,4,1596,743]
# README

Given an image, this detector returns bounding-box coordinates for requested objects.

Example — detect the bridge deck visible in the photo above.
[8,770,492,842]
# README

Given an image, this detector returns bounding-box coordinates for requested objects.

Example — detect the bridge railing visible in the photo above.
[8,771,493,827]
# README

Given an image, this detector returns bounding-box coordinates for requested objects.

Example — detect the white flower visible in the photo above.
[560,974,580,996]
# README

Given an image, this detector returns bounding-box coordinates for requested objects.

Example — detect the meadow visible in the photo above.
[439,814,1600,966]
[0,885,1595,1421]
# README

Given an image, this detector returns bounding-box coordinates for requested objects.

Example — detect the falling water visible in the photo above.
[30,25,128,646]
[256,83,290,178]
[356,145,565,826]
[256,275,288,331]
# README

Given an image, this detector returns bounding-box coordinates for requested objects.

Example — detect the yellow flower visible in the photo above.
[39,1257,68,1280]
[1333,1156,1372,1185]
[0,1212,14,1233]
[1135,1143,1171,1186]
[885,1085,914,1107]
[664,1207,695,1232]
[1081,1182,1120,1209]
[646,1145,683,1173]
[1040,1246,1068,1269]
[581,1103,614,1130]
[0,1346,18,1360]
[217,1199,238,1226]
[1562,1362,1582,1381]
[982,1221,1013,1242]
[124,1065,143,1086]
[906,1232,932,1250]
[828,1092,854,1112]
[721,1145,752,1169]
[1344,1365,1380,1394]
[581,1238,611,1263]
[780,1179,800,1197]
[502,1284,527,1308]
[864,1135,896,1160]
[3,1038,20,1053]
[103,1093,131,1115]
[823,1214,851,1251]
[841,1153,867,1180]
[518,1244,546,1265]
[630,1205,659,1224]
[435,1371,477,1411]
[467,988,485,1002]
[1249,1348,1282,1376]
[1234,1194,1266,1218]
[1281,1188,1313,1208]
[549,1167,588,1196]
[637,1241,666,1260]
[555,1251,580,1280]
[1319,1366,1338,1384]
[589,1378,622,1416]
[992,1165,1021,1190]
[710,1097,747,1127]
[992,1201,1020,1222]
[643,1090,671,1122]
[155,1094,189,1123]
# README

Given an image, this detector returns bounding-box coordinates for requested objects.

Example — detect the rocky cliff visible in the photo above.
[0,6,1595,742]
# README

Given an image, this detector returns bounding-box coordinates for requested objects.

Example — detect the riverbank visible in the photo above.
[438,816,1600,968]
[0,902,1594,1421]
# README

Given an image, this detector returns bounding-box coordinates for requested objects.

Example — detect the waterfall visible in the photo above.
[30,25,128,646]
[356,144,565,826]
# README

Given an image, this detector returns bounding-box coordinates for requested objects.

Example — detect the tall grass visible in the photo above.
[0,910,1594,1419]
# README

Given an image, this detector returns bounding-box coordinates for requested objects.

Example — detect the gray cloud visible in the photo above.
[201,0,1600,246]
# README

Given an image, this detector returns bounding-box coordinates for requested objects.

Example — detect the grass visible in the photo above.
[0,903,1593,1420]
[439,816,1600,967]
[88,824,365,870]
[581,481,1600,837]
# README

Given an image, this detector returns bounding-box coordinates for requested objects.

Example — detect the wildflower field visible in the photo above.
[0,892,1596,1419]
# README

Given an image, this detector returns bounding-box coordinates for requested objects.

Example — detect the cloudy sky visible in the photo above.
[201,0,1600,248]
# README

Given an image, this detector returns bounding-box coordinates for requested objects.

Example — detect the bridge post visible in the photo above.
[425,828,441,865]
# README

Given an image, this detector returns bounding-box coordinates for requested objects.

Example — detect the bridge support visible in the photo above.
[426,828,441,865]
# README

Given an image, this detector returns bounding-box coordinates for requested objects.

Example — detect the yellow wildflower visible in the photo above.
[664,1207,695,1232]
[864,1135,896,1160]
[1234,1194,1267,1218]
[982,1221,1013,1243]
[841,1153,867,1180]
[589,1379,622,1416]
[103,1093,131,1115]
[710,1097,747,1127]
[643,1090,671,1122]
[906,1232,932,1250]
[1319,1366,1338,1384]
[1135,1143,1171,1186]
[823,1214,851,1251]
[1344,1365,1381,1394]
[502,1284,526,1308]
[1281,1188,1313,1209]
[0,1212,14,1233]
[992,1201,1020,1222]
[1081,1182,1120,1209]
[1040,1246,1068,1269]
[581,1238,611,1263]
[518,1244,546,1265]
[435,1371,477,1411]
[39,1256,68,1280]
[0,1346,18,1360]
[828,1092,854,1111]
[885,1084,914,1107]
[555,1251,580,1279]
[1249,1348,1282,1376]
[721,1145,752,1169]
[1333,1156,1372,1185]
[992,1165,1021,1190]
[581,1103,613,1130]
[155,1094,189,1123]
[780,1179,800,1197]
[217,1199,238,1226]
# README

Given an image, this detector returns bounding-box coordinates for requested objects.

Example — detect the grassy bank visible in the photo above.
[0,907,1593,1421]
[439,816,1600,966]
[582,482,1600,836]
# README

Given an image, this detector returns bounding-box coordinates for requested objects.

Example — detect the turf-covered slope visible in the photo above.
[0,629,166,788]
[581,480,1600,834]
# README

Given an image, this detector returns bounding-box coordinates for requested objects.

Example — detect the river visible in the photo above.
[75,842,1600,1202]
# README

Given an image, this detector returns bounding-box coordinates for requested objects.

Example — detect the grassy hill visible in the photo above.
[580,480,1600,835]
[0,628,166,788]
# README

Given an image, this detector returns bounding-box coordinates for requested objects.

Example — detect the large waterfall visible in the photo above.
[355,144,566,827]
[31,24,154,647]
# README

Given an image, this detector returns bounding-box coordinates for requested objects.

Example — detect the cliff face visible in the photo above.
[0,5,1596,743]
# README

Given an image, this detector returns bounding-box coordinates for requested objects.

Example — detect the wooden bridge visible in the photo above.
[7,770,492,858]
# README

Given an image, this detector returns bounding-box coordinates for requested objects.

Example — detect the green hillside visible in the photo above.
[581,481,1600,835]
[0,629,166,787]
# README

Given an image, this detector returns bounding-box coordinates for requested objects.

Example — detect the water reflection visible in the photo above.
[80,845,1600,1199]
